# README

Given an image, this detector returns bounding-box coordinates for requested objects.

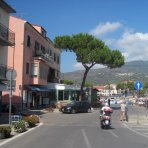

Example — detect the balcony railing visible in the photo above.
[0,23,15,46]
[34,49,54,64]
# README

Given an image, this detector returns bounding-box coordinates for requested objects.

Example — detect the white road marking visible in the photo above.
[81,129,92,148]
[108,130,119,138]
[124,123,148,138]
[144,133,148,135]
[131,125,148,128]
[136,129,148,131]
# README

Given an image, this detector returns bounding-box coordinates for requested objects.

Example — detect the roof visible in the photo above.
[93,86,105,90]
[0,0,16,13]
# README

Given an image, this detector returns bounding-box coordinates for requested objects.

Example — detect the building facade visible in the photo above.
[0,0,16,112]
[2,16,61,111]
[93,84,117,97]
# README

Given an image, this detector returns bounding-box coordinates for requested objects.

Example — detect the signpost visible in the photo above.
[6,69,17,125]
[134,81,143,90]
[134,81,143,124]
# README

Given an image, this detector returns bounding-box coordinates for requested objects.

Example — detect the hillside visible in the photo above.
[63,60,148,85]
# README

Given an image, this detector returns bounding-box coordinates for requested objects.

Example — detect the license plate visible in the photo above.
[105,120,109,125]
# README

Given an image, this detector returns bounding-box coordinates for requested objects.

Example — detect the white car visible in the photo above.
[110,99,121,108]
[138,99,145,106]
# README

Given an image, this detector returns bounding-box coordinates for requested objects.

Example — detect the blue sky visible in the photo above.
[6,0,148,72]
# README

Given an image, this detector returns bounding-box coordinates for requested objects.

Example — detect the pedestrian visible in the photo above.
[108,98,111,107]
[120,100,128,121]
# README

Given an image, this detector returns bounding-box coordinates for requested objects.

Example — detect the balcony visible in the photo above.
[33,49,54,64]
[0,23,15,46]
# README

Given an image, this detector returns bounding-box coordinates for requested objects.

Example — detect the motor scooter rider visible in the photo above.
[100,103,113,115]
[100,103,113,125]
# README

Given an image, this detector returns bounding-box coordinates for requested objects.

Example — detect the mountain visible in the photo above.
[63,60,148,85]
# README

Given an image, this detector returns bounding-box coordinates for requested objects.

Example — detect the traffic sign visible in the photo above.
[6,69,17,80]
[134,81,143,90]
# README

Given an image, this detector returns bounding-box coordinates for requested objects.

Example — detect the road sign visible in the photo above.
[134,81,143,90]
[6,69,17,80]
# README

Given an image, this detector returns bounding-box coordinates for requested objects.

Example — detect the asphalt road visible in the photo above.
[1,107,148,148]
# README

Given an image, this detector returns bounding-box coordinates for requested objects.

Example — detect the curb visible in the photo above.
[0,122,43,147]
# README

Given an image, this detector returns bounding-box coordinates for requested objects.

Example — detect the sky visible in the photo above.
[6,0,148,73]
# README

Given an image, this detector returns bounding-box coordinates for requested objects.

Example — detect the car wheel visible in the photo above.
[71,109,76,114]
[87,108,91,113]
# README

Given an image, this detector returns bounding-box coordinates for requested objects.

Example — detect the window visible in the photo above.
[39,65,48,80]
[27,35,31,47]
[64,91,69,100]
[54,53,56,62]
[49,49,53,58]
[26,63,29,74]
[58,90,64,101]
[34,41,40,56]
[41,45,46,54]
[57,55,60,64]
[31,63,38,77]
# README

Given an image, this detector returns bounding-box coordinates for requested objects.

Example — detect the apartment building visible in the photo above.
[2,16,61,111]
[0,0,16,112]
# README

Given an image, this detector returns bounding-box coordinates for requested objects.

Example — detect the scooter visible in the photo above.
[100,115,111,129]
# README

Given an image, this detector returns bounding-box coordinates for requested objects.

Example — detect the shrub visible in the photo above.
[23,114,39,128]
[12,120,26,133]
[0,126,11,138]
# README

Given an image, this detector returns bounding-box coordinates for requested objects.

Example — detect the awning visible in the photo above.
[29,86,40,91]
[26,86,50,92]
[38,86,49,91]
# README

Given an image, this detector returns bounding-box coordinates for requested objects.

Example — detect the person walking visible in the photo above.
[108,98,111,107]
[120,100,128,121]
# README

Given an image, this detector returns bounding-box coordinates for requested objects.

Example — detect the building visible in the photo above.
[0,0,16,112]
[2,16,61,111]
[93,84,117,97]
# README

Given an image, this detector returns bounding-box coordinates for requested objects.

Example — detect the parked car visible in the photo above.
[60,101,91,114]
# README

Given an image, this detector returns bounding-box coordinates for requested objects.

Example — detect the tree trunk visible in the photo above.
[79,68,89,101]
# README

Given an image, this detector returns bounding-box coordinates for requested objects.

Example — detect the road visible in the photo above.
[1,107,148,148]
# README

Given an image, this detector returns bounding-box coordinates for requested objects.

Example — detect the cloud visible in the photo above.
[89,22,122,37]
[73,63,105,70]
[90,22,148,62]
[116,30,148,61]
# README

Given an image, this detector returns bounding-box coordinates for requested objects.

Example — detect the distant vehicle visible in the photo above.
[138,99,145,106]
[60,101,91,114]
[110,98,121,108]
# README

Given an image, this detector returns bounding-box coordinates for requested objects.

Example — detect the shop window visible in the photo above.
[58,90,64,101]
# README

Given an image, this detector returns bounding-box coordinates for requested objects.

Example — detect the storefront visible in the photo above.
[0,83,7,113]
[47,83,80,105]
